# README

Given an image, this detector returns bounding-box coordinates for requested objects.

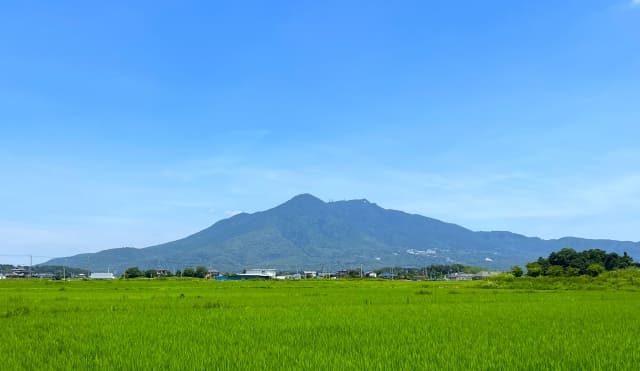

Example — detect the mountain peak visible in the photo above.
[43,194,640,273]
[285,193,325,205]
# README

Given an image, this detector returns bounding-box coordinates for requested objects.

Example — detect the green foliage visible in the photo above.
[194,266,207,278]
[547,265,564,277]
[374,264,483,280]
[124,267,143,278]
[182,267,195,277]
[510,265,523,277]
[143,269,157,278]
[1,279,640,369]
[526,262,542,277]
[483,268,640,290]
[586,263,605,277]
[529,248,635,276]
[566,267,581,277]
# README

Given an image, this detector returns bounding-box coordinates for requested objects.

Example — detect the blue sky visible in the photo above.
[1,0,639,265]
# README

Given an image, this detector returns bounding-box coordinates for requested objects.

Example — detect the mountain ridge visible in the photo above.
[44,194,639,273]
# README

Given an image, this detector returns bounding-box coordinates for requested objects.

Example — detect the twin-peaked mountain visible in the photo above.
[45,194,639,273]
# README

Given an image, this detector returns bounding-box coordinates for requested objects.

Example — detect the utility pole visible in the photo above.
[29,255,32,279]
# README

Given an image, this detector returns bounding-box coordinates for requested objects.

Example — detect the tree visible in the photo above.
[621,252,633,269]
[195,266,207,278]
[536,257,550,275]
[583,249,606,266]
[182,267,195,277]
[528,247,635,277]
[549,248,580,269]
[144,269,157,278]
[547,265,565,277]
[511,265,523,278]
[526,262,542,277]
[586,263,605,277]
[565,267,581,277]
[124,267,143,278]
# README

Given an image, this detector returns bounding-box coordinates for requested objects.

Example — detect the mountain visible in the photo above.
[44,194,640,273]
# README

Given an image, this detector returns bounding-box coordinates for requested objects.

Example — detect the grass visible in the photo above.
[1,276,639,369]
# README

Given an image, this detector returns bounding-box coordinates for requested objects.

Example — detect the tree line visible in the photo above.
[121,264,482,279]
[512,248,636,277]
[123,266,209,278]
[373,264,483,279]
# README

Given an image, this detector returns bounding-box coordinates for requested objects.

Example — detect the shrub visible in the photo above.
[586,263,605,277]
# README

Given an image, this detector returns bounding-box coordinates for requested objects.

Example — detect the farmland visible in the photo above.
[2,275,640,370]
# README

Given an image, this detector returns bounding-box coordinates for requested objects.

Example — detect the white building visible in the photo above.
[303,271,317,278]
[0,273,5,280]
[90,272,115,280]
[241,269,277,279]
[446,272,475,281]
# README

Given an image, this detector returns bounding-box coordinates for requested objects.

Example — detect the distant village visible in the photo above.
[0,264,498,281]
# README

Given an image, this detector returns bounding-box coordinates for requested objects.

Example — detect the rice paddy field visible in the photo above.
[2,275,639,370]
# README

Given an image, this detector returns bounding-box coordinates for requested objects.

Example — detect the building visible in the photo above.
[473,271,494,279]
[240,269,277,279]
[303,271,317,279]
[206,269,220,279]
[335,270,349,278]
[380,272,396,279]
[90,272,115,280]
[365,271,377,278]
[217,268,277,281]
[156,269,171,277]
[446,272,475,281]
[7,266,30,278]
[0,273,5,279]
[446,271,496,281]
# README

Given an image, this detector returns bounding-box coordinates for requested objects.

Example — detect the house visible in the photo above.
[240,268,277,279]
[7,266,30,278]
[380,272,396,279]
[0,273,5,279]
[335,270,349,278]
[472,271,496,279]
[446,272,474,281]
[156,269,171,277]
[220,268,278,280]
[90,272,115,280]
[303,271,317,279]
[365,271,377,278]
[206,269,220,279]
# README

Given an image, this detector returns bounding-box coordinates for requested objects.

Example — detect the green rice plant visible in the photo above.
[1,278,639,369]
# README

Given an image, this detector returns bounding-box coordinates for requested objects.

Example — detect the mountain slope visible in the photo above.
[45,194,640,273]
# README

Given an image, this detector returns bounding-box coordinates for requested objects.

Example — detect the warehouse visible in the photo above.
[90,272,115,280]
